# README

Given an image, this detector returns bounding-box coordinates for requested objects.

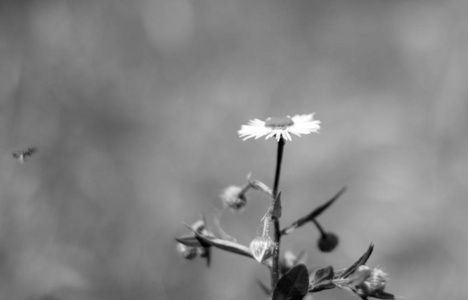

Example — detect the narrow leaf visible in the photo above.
[302,186,347,223]
[340,243,374,278]
[272,264,309,300]
[281,187,346,235]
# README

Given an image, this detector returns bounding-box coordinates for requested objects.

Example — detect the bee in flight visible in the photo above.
[12,147,37,163]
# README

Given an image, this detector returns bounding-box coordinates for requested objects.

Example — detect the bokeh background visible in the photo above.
[0,0,466,299]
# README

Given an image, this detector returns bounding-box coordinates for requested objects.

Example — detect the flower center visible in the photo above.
[265,117,294,129]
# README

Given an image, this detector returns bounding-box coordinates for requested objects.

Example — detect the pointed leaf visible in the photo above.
[340,243,374,278]
[281,187,346,235]
[272,192,282,219]
[272,264,309,300]
[302,186,347,223]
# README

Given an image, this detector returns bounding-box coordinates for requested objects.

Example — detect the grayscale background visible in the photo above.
[0,0,466,299]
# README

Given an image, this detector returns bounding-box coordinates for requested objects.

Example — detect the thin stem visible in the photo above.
[312,219,326,237]
[239,183,251,195]
[271,137,285,290]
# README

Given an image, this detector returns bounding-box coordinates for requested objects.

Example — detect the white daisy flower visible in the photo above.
[238,114,321,141]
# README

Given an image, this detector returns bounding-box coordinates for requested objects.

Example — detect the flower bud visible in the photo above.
[249,235,275,263]
[317,233,339,252]
[220,185,248,211]
[176,243,198,260]
[336,265,392,299]
[357,267,389,297]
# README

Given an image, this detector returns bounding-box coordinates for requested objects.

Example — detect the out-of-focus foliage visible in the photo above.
[0,0,466,299]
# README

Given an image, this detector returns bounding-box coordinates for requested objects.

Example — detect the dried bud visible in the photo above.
[176,243,198,260]
[249,235,275,263]
[318,233,339,252]
[220,185,248,211]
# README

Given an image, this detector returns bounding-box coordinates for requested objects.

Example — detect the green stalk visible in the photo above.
[271,137,285,290]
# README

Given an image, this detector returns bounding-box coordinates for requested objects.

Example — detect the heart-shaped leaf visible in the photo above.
[272,264,309,300]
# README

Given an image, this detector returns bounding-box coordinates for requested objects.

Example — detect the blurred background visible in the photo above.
[0,0,466,299]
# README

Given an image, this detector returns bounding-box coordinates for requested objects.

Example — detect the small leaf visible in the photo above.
[272,264,309,300]
[272,192,282,219]
[309,266,336,293]
[340,243,374,278]
[314,266,334,282]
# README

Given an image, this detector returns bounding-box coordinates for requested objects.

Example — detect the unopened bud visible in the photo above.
[250,235,275,263]
[336,265,392,299]
[318,233,339,252]
[357,267,389,297]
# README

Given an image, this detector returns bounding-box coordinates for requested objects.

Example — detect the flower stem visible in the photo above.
[271,137,285,290]
[312,219,326,238]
